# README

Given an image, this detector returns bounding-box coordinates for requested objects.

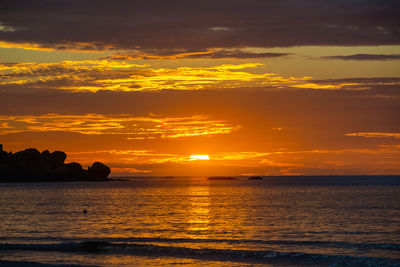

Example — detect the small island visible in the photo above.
[248,176,263,180]
[0,144,111,182]
[207,176,237,180]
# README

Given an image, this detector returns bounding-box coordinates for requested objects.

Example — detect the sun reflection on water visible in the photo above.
[186,186,211,236]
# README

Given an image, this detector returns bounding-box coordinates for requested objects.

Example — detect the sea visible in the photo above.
[0,176,399,266]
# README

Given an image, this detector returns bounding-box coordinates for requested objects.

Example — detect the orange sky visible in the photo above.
[1,1,399,176]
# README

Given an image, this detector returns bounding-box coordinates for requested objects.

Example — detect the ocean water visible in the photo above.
[0,176,399,266]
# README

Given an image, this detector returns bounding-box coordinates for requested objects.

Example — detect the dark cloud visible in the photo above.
[106,49,291,60]
[310,77,400,97]
[311,77,400,84]
[322,54,400,61]
[187,51,290,59]
[1,0,399,50]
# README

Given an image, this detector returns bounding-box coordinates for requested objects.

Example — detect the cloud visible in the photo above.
[106,49,291,60]
[291,82,358,90]
[111,167,151,174]
[0,23,17,32]
[322,54,400,61]
[0,113,240,138]
[0,40,117,52]
[308,77,400,97]
[345,132,400,138]
[68,149,188,165]
[0,0,399,51]
[2,60,376,93]
[312,77,400,84]
[0,60,319,92]
[1,53,396,95]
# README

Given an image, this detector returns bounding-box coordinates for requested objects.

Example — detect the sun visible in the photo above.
[189,155,210,161]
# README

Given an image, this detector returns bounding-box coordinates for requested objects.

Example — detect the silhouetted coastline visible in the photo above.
[0,144,111,182]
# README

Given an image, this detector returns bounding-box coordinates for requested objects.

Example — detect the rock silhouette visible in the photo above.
[88,162,111,180]
[0,145,111,182]
[248,176,263,180]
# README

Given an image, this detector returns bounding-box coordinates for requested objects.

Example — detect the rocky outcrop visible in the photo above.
[50,151,67,169]
[88,162,111,180]
[0,145,111,182]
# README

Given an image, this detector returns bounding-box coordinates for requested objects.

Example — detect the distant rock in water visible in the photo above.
[207,176,237,180]
[0,145,111,182]
[248,176,263,180]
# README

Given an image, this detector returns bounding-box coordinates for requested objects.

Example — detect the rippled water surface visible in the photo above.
[0,176,399,266]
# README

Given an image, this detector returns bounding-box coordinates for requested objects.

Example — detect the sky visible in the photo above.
[0,0,399,176]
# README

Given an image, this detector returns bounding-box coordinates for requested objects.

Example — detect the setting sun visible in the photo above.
[189,155,210,161]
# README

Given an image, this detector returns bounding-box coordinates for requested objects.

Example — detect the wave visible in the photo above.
[1,241,399,266]
[2,236,400,251]
[0,259,94,267]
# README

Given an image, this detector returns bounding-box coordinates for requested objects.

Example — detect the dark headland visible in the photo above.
[0,144,111,182]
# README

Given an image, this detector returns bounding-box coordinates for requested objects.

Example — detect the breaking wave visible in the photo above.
[1,240,399,266]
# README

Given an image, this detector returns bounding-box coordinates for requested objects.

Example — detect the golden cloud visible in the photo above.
[0,40,118,52]
[0,60,354,92]
[110,167,152,174]
[292,82,359,90]
[0,113,240,139]
[345,132,400,138]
